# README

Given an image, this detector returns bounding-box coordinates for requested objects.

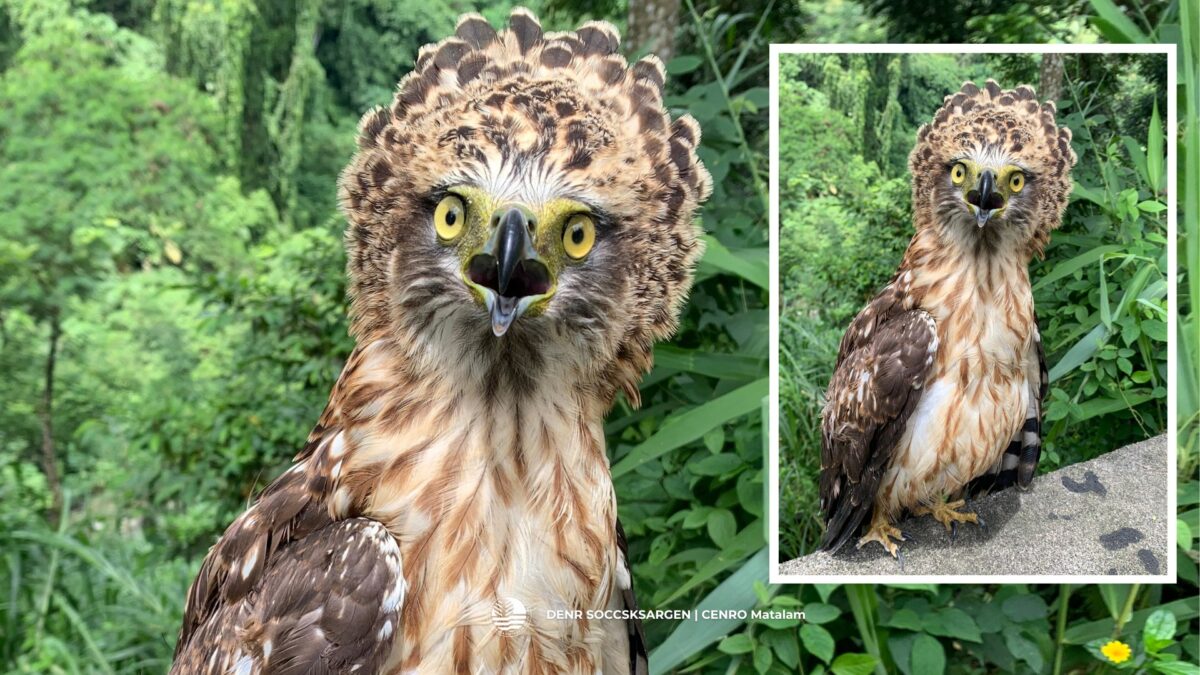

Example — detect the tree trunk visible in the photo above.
[1039,53,1064,104]
[38,314,63,525]
[627,0,681,63]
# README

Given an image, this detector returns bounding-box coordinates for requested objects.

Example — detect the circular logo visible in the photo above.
[491,597,529,634]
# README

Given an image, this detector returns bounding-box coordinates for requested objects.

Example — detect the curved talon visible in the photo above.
[978,515,989,533]
[915,497,981,539]
[896,550,906,572]
[900,530,916,542]
[857,518,905,559]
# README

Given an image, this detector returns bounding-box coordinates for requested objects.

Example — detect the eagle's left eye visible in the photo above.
[563,214,596,260]
[1008,171,1025,193]
[951,163,967,185]
[434,195,466,241]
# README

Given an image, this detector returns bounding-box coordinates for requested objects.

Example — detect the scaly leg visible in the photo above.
[914,497,985,538]
[856,510,906,559]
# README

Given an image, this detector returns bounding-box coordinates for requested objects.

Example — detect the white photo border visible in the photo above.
[767,42,1179,585]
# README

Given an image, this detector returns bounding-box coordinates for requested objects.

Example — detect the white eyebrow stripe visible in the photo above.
[959,145,1027,172]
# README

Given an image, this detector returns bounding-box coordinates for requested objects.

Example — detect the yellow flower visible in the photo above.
[1100,640,1132,664]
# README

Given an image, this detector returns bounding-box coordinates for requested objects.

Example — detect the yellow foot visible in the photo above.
[914,499,985,536]
[855,521,906,559]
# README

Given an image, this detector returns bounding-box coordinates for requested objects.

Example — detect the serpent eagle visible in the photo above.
[171,9,710,673]
[819,81,1075,559]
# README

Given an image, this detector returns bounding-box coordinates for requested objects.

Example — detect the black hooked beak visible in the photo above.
[495,207,528,296]
[965,170,1005,227]
[466,206,552,337]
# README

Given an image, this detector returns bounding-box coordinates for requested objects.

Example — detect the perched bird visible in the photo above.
[171,9,709,673]
[818,81,1074,559]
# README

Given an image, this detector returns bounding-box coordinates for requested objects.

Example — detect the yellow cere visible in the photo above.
[1099,640,1132,664]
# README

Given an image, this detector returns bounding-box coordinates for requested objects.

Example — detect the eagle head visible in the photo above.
[338,9,711,403]
[909,80,1076,258]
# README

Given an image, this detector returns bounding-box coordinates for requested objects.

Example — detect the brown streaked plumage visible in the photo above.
[819,80,1073,558]
[172,8,709,673]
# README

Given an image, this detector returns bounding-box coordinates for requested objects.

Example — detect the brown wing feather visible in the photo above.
[819,288,937,553]
[171,517,404,674]
[173,346,405,673]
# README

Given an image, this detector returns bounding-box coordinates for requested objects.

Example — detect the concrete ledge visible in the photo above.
[780,435,1170,577]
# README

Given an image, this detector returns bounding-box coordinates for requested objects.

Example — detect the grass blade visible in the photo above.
[648,547,770,675]
[611,378,767,478]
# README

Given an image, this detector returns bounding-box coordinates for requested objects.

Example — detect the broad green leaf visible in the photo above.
[910,634,945,675]
[830,653,878,675]
[648,548,769,675]
[803,602,841,624]
[1178,519,1194,551]
[699,235,768,289]
[707,509,737,548]
[800,623,835,664]
[689,453,744,476]
[764,630,800,668]
[753,643,772,673]
[922,608,982,643]
[1003,627,1044,672]
[611,378,766,477]
[718,633,754,654]
[667,55,703,75]
[882,608,923,631]
[814,584,840,603]
[1001,594,1049,622]
[1142,319,1168,341]
[1142,609,1176,653]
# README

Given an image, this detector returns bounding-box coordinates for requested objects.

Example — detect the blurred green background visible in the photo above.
[778,50,1169,559]
[0,0,1194,673]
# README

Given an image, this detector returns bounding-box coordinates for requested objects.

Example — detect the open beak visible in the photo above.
[965,169,1005,227]
[465,205,552,337]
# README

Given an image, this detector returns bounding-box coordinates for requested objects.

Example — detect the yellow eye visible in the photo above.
[951,163,967,185]
[562,214,596,260]
[434,195,466,241]
[1009,171,1025,193]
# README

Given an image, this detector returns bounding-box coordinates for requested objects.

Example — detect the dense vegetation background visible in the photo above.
[0,0,1193,673]
[778,50,1169,558]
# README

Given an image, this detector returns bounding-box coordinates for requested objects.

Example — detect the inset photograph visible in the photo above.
[771,46,1175,579]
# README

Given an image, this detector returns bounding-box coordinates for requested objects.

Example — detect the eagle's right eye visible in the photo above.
[951,163,967,186]
[434,195,466,241]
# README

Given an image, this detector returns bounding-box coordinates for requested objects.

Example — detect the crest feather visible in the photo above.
[908,80,1077,256]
